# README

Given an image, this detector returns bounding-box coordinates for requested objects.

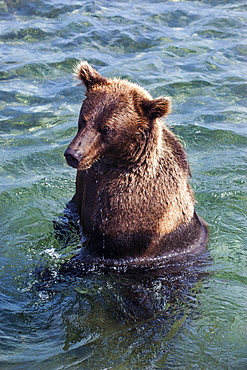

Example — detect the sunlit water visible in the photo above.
[0,0,246,369]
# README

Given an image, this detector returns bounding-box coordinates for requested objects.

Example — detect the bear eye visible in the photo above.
[100,126,113,143]
[100,126,110,135]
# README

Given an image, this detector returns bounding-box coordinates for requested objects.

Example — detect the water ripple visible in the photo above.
[0,1,246,369]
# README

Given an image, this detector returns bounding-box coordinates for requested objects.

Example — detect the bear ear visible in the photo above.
[74,61,108,89]
[142,97,171,119]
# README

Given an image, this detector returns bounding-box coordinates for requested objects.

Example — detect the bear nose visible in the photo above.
[64,148,82,168]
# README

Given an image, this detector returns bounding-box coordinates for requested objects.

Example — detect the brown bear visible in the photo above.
[64,61,207,266]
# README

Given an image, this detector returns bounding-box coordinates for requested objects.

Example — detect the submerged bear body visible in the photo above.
[64,62,207,264]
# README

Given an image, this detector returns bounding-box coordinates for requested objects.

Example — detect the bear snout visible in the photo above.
[64,147,82,168]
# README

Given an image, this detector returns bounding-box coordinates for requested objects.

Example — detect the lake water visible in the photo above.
[0,0,246,369]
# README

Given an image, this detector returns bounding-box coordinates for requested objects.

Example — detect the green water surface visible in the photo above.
[0,0,246,369]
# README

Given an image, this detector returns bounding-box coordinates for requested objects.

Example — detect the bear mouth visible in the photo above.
[75,155,102,171]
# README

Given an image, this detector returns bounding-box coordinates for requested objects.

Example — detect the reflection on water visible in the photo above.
[7,252,210,369]
[0,0,246,369]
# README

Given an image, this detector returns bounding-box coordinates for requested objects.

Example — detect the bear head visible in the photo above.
[64,61,171,170]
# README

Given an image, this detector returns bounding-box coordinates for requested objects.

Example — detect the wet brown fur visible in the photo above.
[64,62,207,263]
